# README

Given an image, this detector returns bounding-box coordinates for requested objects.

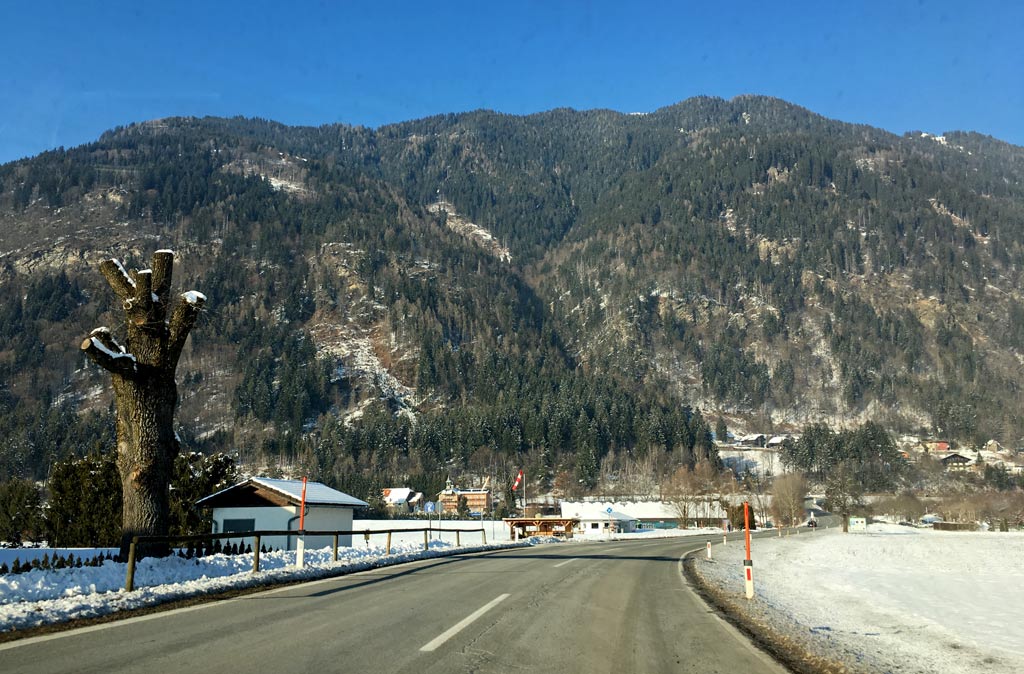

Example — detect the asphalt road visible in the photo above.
[0,535,788,674]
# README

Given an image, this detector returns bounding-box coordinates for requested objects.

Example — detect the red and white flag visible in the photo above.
[511,469,523,491]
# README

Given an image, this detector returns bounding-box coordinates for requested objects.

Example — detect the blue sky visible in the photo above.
[1,1,1021,163]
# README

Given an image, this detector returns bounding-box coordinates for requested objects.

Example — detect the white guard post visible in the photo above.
[743,559,754,599]
[296,535,306,569]
[706,541,712,560]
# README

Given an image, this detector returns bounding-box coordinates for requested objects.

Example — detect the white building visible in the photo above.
[197,477,369,551]
[382,487,423,513]
[562,499,729,530]
[560,502,641,535]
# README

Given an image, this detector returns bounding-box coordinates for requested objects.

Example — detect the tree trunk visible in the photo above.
[81,251,205,560]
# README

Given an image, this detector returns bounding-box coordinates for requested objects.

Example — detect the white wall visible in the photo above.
[575,518,637,536]
[212,505,356,550]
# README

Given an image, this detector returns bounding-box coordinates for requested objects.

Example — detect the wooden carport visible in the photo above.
[503,516,580,539]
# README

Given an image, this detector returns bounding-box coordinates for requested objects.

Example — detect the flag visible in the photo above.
[511,469,523,491]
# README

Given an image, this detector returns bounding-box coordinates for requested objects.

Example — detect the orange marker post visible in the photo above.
[743,501,754,599]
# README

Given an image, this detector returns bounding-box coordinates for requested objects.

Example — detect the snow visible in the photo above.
[182,290,206,304]
[89,337,136,363]
[0,522,719,633]
[111,259,136,287]
[695,523,1024,674]
[196,477,369,508]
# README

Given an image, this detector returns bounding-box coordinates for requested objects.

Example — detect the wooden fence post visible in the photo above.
[424,530,429,550]
[124,537,139,591]
[333,534,339,562]
[253,534,261,573]
[482,528,487,545]
[386,532,392,554]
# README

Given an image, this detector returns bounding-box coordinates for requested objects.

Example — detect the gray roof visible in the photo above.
[197,477,369,508]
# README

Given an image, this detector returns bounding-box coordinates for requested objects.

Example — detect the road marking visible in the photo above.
[419,593,510,652]
[553,558,578,568]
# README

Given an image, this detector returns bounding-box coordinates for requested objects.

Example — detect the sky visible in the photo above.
[1,1,1022,164]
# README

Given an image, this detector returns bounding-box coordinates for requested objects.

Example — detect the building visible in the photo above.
[382,487,423,513]
[502,516,580,539]
[940,453,972,472]
[562,499,729,529]
[437,477,492,515]
[197,477,369,550]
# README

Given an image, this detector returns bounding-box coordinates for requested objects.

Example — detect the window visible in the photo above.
[222,518,256,533]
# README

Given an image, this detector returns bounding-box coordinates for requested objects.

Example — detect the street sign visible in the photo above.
[425,501,435,513]
[606,507,613,513]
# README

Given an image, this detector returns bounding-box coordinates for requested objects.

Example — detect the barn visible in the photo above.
[197,477,369,551]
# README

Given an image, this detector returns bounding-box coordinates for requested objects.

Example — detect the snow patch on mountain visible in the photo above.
[427,201,511,262]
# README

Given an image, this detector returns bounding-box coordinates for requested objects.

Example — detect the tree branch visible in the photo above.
[167,291,206,367]
[81,332,137,377]
[151,250,174,307]
[127,269,156,327]
[99,259,136,300]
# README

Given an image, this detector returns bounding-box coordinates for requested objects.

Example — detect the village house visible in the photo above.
[940,453,972,472]
[197,477,369,550]
[437,477,492,515]
[382,487,423,513]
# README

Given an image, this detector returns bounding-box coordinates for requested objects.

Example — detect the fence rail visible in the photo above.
[124,526,486,592]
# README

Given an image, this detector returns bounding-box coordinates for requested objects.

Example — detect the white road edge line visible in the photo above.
[419,593,510,652]
[553,558,578,568]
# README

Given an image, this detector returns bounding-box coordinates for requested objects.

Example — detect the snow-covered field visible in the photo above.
[695,524,1024,674]
[0,520,714,633]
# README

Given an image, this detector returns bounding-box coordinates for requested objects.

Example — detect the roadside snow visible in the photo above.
[695,524,1024,674]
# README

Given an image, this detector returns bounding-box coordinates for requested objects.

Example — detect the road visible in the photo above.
[0,535,788,674]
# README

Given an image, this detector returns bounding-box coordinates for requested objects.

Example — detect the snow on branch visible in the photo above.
[80,334,137,377]
[167,291,206,368]
[183,290,207,305]
[99,259,136,299]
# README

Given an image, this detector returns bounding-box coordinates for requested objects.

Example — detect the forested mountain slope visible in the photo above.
[1,95,1022,498]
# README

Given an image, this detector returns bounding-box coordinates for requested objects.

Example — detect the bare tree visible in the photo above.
[771,472,808,528]
[664,465,701,528]
[80,250,205,558]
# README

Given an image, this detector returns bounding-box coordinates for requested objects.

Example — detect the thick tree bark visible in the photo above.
[80,250,205,559]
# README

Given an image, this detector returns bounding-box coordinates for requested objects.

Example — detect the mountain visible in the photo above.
[1,95,1023,496]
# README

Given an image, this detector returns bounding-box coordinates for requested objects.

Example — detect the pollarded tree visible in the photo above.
[80,250,205,559]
